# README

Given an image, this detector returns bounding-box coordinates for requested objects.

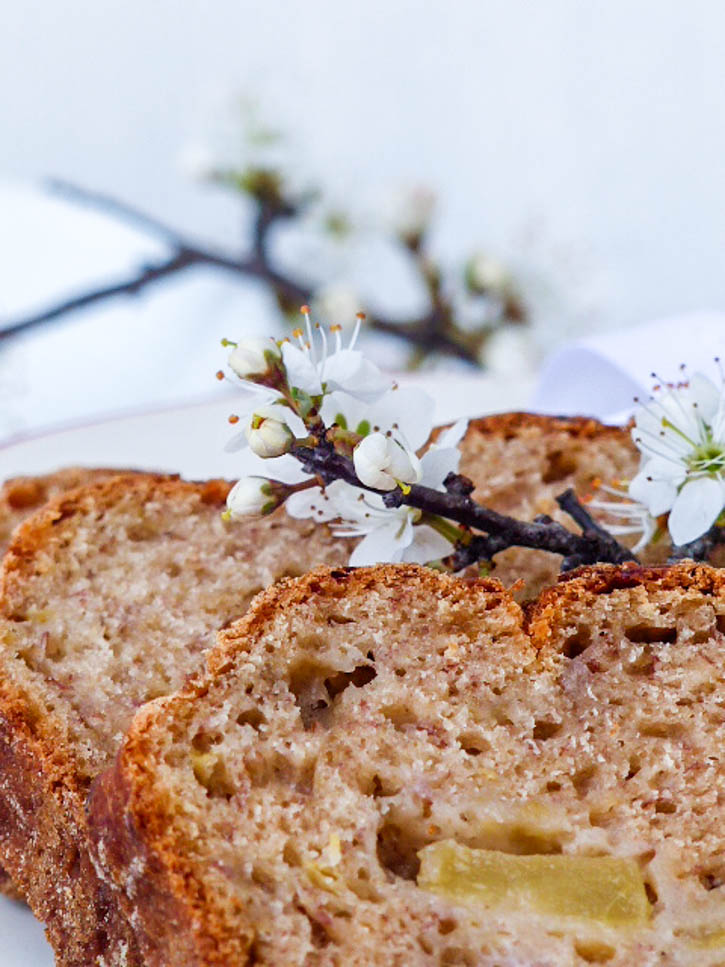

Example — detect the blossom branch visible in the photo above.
[292,436,636,570]
[0,178,516,365]
[223,323,725,570]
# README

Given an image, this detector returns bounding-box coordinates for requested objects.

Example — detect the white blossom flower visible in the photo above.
[385,184,436,242]
[224,392,289,453]
[245,410,293,458]
[585,481,657,554]
[281,310,388,402]
[353,432,421,490]
[312,282,362,329]
[286,422,467,566]
[286,481,449,566]
[226,477,279,518]
[629,372,725,545]
[418,418,468,488]
[227,337,281,379]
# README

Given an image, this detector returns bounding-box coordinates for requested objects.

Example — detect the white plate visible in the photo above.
[0,372,532,964]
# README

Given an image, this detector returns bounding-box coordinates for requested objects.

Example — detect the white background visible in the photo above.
[4,0,725,325]
[2,1,725,442]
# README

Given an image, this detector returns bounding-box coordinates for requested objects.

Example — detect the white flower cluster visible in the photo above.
[589,369,725,550]
[223,310,468,566]
[628,370,725,546]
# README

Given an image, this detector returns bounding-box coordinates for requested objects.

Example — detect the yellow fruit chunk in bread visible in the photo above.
[418,840,650,927]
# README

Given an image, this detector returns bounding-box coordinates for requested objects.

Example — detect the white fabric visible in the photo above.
[532,312,725,422]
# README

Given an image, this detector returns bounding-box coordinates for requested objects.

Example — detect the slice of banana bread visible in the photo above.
[89,562,725,967]
[0,467,139,903]
[0,474,348,965]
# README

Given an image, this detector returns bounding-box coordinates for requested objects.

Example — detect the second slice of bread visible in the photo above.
[89,562,725,966]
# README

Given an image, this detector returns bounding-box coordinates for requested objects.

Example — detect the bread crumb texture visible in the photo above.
[91,561,725,967]
[0,473,347,964]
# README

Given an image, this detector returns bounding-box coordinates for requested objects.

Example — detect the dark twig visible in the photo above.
[668,523,725,563]
[291,437,637,571]
[552,488,638,570]
[48,178,190,244]
[0,179,510,365]
[0,249,204,341]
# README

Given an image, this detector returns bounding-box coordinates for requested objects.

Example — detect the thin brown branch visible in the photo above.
[290,438,637,570]
[1,179,492,365]
[0,249,203,341]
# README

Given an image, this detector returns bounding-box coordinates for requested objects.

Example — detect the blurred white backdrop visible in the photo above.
[2,0,725,443]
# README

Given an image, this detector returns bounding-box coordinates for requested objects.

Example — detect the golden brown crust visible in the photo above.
[526,560,725,652]
[0,467,144,555]
[208,563,511,677]
[1,473,228,594]
[0,475,231,788]
[0,467,149,905]
[88,757,204,967]
[464,411,631,442]
[0,714,138,961]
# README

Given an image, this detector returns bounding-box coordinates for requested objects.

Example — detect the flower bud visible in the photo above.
[388,185,436,244]
[225,477,279,519]
[245,414,294,458]
[353,432,422,491]
[465,253,510,295]
[227,337,281,379]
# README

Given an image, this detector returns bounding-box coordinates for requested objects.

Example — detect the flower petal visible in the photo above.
[689,373,721,423]
[628,458,684,515]
[385,387,436,450]
[353,433,396,489]
[348,514,412,566]
[323,349,389,401]
[668,476,725,546]
[320,386,435,452]
[281,342,323,395]
[434,418,469,450]
[401,524,453,564]
[223,429,250,453]
[420,447,461,490]
[285,486,338,521]
[386,439,422,484]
